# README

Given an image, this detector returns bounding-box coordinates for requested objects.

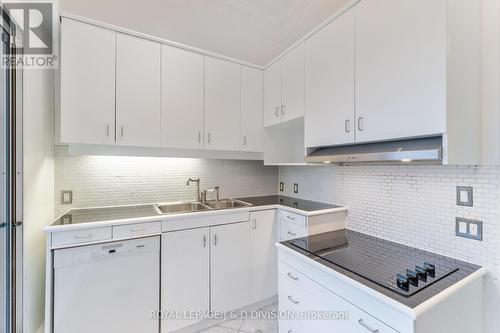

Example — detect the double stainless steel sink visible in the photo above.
[154,199,252,215]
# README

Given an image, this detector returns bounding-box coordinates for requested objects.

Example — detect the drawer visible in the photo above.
[52,227,112,247]
[279,261,398,333]
[113,221,162,239]
[280,221,308,241]
[279,210,307,227]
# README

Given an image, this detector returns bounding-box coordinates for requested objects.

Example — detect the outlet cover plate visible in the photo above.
[279,182,284,192]
[456,186,473,207]
[293,183,299,194]
[455,217,482,241]
[61,190,73,204]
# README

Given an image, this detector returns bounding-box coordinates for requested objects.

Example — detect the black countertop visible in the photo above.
[237,195,342,212]
[281,229,481,308]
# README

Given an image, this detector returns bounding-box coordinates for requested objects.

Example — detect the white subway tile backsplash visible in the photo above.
[54,146,279,216]
[279,164,499,333]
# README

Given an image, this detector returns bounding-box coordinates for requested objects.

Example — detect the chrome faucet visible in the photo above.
[186,177,201,201]
[201,185,220,204]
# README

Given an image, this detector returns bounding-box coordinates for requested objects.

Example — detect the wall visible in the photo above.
[54,146,279,216]
[23,68,55,333]
[279,164,499,333]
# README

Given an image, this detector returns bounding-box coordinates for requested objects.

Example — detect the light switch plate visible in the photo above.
[456,186,473,207]
[456,217,482,241]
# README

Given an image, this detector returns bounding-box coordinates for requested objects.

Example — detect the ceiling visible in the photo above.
[60,0,351,66]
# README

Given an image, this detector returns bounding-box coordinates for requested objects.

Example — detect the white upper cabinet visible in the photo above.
[204,57,241,151]
[161,45,204,149]
[264,44,305,128]
[115,34,161,147]
[240,66,264,152]
[263,62,282,127]
[355,0,447,143]
[60,18,116,145]
[305,10,355,148]
[281,43,305,123]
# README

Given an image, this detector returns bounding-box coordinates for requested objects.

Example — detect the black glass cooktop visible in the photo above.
[286,230,477,300]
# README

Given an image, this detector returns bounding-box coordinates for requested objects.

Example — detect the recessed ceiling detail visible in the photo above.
[60,0,351,65]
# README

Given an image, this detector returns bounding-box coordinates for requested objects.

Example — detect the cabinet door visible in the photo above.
[263,62,282,127]
[281,43,305,123]
[60,19,115,145]
[355,0,447,143]
[161,229,210,333]
[240,66,264,152]
[305,10,355,148]
[116,34,161,147]
[161,45,204,149]
[210,222,251,312]
[250,210,277,303]
[204,57,241,151]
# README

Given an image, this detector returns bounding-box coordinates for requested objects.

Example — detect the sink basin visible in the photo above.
[155,201,211,215]
[206,199,252,209]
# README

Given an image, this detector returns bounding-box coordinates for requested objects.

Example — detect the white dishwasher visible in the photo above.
[53,236,160,333]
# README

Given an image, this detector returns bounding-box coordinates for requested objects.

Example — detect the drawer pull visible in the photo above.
[287,231,297,236]
[358,319,379,333]
[74,233,92,240]
[287,296,299,305]
[287,272,299,280]
[286,215,296,220]
[130,227,146,233]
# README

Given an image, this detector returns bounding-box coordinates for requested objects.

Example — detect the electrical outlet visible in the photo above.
[279,182,284,192]
[293,183,299,194]
[61,190,73,204]
[456,217,482,241]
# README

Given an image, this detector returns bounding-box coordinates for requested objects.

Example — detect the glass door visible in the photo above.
[1,9,22,332]
[1,24,11,332]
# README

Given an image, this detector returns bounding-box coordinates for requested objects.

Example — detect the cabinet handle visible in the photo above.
[120,125,124,138]
[286,215,296,221]
[281,105,286,115]
[358,319,379,333]
[202,235,207,247]
[345,120,350,133]
[357,117,363,131]
[252,219,257,229]
[243,136,247,146]
[106,124,110,137]
[198,131,201,143]
[207,133,211,144]
[213,234,217,246]
[130,227,146,233]
[74,233,92,240]
[287,296,299,305]
[287,272,299,280]
[275,107,280,117]
[287,231,297,236]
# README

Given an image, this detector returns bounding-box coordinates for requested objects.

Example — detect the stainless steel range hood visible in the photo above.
[305,137,443,165]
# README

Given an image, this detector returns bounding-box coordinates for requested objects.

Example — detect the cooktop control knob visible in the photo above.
[424,262,436,278]
[415,266,428,282]
[406,269,419,287]
[397,274,409,292]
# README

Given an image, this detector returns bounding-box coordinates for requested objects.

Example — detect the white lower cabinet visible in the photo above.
[211,222,252,312]
[161,228,210,333]
[250,210,278,303]
[161,219,261,332]
[279,261,398,333]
